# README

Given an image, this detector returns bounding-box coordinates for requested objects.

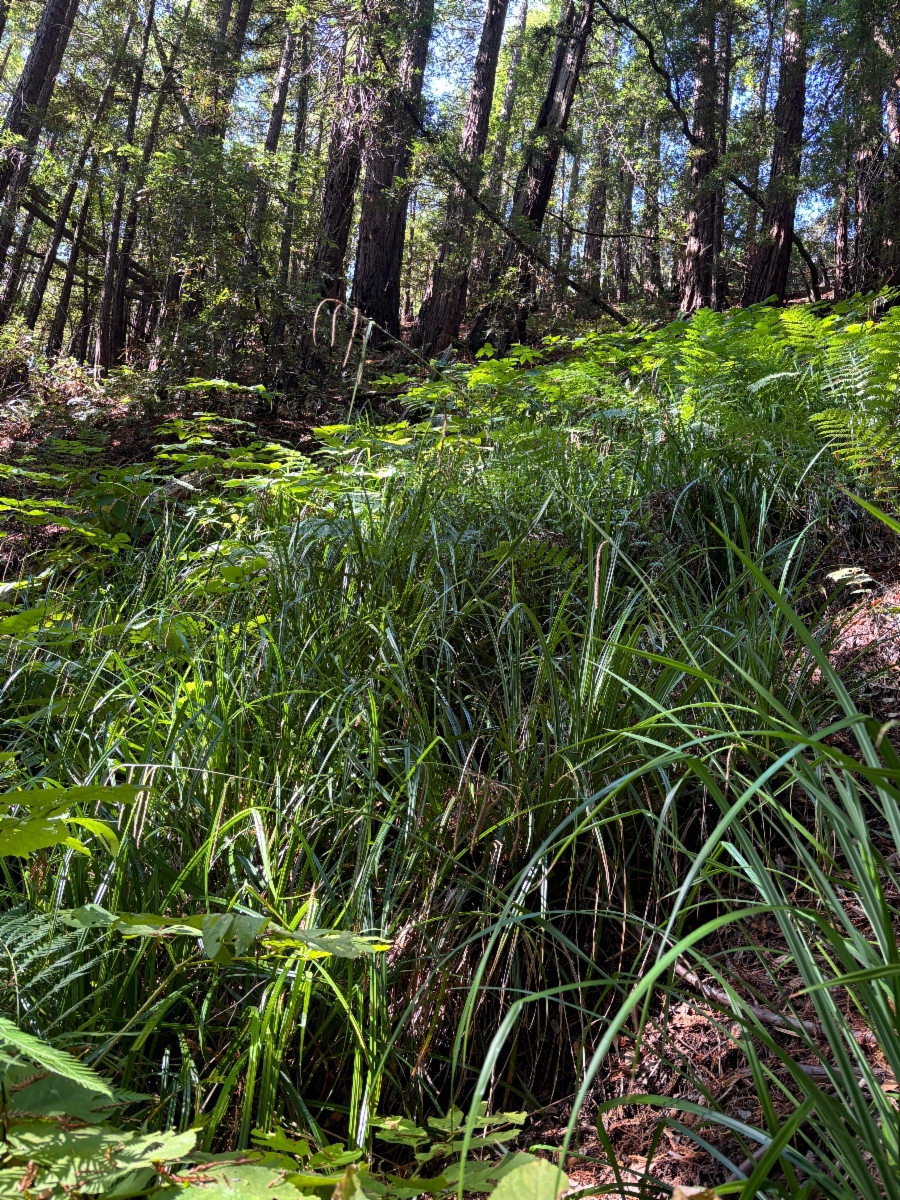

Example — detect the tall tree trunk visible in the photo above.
[414,0,511,351]
[470,0,596,350]
[24,31,132,331]
[882,73,900,285]
[0,0,77,203]
[853,138,883,293]
[276,31,310,291]
[554,144,580,299]
[267,33,311,380]
[641,119,662,297]
[94,0,155,376]
[217,0,253,127]
[851,58,885,294]
[712,1,732,309]
[741,0,806,305]
[0,207,36,320]
[582,143,609,292]
[680,0,718,311]
[743,0,775,289]
[613,148,633,302]
[310,34,370,299]
[470,0,528,290]
[835,178,850,296]
[0,0,78,272]
[244,28,296,269]
[112,1,191,359]
[46,162,93,357]
[350,0,434,339]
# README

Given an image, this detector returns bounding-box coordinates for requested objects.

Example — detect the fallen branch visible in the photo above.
[674,962,820,1036]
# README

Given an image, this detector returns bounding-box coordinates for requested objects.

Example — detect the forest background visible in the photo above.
[2,0,900,1198]
[0,0,896,372]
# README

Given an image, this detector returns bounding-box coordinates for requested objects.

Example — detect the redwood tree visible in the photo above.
[414,0,511,352]
[350,0,433,337]
[741,0,807,305]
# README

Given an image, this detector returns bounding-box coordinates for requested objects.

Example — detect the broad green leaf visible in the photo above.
[179,1163,304,1200]
[7,1070,122,1124]
[68,817,120,856]
[443,1152,538,1190]
[6,1124,195,1189]
[0,606,47,635]
[0,816,71,856]
[251,1130,310,1158]
[0,1018,114,1097]
[490,1158,568,1200]
[58,903,120,929]
[201,913,269,963]
[0,784,145,809]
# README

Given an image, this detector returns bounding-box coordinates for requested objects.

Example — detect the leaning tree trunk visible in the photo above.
[310,34,370,299]
[0,0,79,272]
[741,0,806,305]
[0,0,76,203]
[414,0,511,352]
[469,0,596,351]
[680,0,718,312]
[350,0,434,338]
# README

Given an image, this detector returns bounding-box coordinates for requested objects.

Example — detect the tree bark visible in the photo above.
[582,143,609,291]
[0,0,76,203]
[680,0,718,311]
[24,24,133,331]
[741,0,806,305]
[268,27,311,369]
[470,0,528,290]
[743,2,775,286]
[0,0,79,273]
[276,31,310,290]
[554,143,580,299]
[414,0,511,351]
[882,73,900,285]
[111,2,192,359]
[46,162,93,357]
[613,148,633,302]
[469,0,595,350]
[712,1,732,309]
[310,34,370,299]
[350,0,434,338]
[244,28,296,269]
[0,207,36,320]
[94,0,155,376]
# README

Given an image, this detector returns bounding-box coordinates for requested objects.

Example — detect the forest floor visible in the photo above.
[3,308,900,1197]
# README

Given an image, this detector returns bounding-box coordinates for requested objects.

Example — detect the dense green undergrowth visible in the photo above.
[2,302,900,1200]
